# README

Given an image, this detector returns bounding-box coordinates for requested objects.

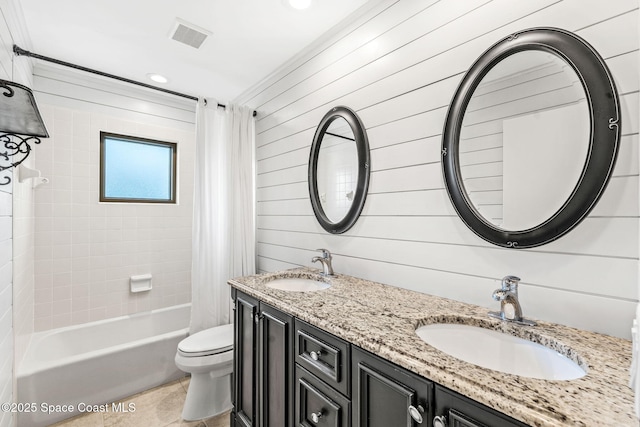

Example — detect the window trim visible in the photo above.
[99,131,178,204]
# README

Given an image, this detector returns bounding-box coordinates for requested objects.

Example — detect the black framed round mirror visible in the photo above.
[442,27,620,248]
[309,106,370,234]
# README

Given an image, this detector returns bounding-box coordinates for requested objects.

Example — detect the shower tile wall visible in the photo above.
[31,91,196,331]
[12,161,35,372]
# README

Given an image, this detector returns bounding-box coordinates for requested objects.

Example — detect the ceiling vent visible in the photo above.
[169,18,211,49]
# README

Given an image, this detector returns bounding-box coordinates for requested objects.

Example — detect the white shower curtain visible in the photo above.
[190,99,256,334]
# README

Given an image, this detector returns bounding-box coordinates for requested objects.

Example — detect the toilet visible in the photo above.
[174,323,234,421]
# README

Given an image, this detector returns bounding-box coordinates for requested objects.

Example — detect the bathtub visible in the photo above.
[16,304,190,426]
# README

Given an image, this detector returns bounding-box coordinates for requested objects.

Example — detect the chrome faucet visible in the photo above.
[312,248,334,276]
[488,275,536,326]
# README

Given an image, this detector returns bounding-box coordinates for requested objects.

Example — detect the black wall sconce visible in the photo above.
[0,79,49,185]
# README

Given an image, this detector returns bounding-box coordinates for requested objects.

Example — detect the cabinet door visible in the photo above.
[352,347,433,427]
[434,385,530,427]
[235,292,259,427]
[260,303,294,427]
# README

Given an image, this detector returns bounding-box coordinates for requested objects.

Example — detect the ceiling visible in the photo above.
[18,0,373,102]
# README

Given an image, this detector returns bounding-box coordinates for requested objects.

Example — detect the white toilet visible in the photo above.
[174,323,234,421]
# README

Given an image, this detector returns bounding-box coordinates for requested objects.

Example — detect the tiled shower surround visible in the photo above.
[32,105,195,331]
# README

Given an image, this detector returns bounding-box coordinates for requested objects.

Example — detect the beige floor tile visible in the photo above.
[48,411,104,427]
[163,407,230,427]
[204,411,231,427]
[45,378,229,427]
[165,420,207,427]
[103,381,186,427]
[178,376,190,393]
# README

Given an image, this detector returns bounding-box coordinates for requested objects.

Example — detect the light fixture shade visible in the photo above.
[0,79,48,185]
[0,79,48,137]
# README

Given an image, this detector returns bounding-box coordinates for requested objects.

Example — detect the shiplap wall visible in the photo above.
[241,0,640,339]
[0,0,33,425]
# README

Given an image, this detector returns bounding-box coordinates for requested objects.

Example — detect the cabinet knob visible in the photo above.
[408,405,424,424]
[433,415,447,427]
[310,350,323,361]
[310,410,323,424]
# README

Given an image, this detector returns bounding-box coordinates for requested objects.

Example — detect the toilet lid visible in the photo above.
[178,323,234,357]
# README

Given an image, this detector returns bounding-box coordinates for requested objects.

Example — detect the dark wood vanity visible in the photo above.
[231,289,529,427]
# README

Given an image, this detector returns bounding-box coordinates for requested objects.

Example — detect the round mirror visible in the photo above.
[309,106,370,234]
[442,28,620,248]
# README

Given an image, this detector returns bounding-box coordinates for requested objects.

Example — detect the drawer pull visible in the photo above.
[408,405,424,424]
[433,415,447,427]
[310,350,323,361]
[310,410,323,424]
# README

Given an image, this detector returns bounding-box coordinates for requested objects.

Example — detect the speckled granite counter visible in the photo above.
[228,268,637,427]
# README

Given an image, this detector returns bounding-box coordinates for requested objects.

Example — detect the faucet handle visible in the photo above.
[492,289,508,301]
[315,248,331,259]
[501,275,520,290]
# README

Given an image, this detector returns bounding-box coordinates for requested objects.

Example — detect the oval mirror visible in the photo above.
[309,106,370,234]
[442,28,620,248]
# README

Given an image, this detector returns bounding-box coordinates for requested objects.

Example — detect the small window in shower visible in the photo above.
[100,132,177,203]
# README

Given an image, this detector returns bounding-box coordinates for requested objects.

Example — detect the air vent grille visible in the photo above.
[170,19,211,49]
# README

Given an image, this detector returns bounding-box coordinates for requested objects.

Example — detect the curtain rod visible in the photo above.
[13,45,256,117]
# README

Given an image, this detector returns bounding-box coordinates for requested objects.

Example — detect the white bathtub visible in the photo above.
[16,304,190,426]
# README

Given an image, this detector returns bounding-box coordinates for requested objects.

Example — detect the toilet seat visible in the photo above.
[178,323,233,358]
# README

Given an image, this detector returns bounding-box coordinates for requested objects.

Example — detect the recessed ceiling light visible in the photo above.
[147,73,168,84]
[286,0,312,10]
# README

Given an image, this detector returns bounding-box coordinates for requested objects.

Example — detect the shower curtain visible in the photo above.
[190,99,256,333]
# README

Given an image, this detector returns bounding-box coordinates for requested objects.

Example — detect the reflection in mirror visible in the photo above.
[316,117,359,223]
[459,51,590,230]
[309,106,370,234]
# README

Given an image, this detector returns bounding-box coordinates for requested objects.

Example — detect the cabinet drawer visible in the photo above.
[295,365,350,427]
[295,320,351,397]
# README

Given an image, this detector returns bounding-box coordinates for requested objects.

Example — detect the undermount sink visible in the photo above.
[265,277,331,292]
[416,323,586,380]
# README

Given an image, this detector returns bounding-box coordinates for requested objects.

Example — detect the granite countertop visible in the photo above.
[228,267,637,427]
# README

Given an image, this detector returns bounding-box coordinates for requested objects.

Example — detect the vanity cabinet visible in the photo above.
[233,290,294,427]
[231,289,532,427]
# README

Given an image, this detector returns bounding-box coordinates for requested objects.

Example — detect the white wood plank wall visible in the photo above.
[240,0,640,338]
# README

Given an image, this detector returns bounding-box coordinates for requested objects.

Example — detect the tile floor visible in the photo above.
[49,377,230,427]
